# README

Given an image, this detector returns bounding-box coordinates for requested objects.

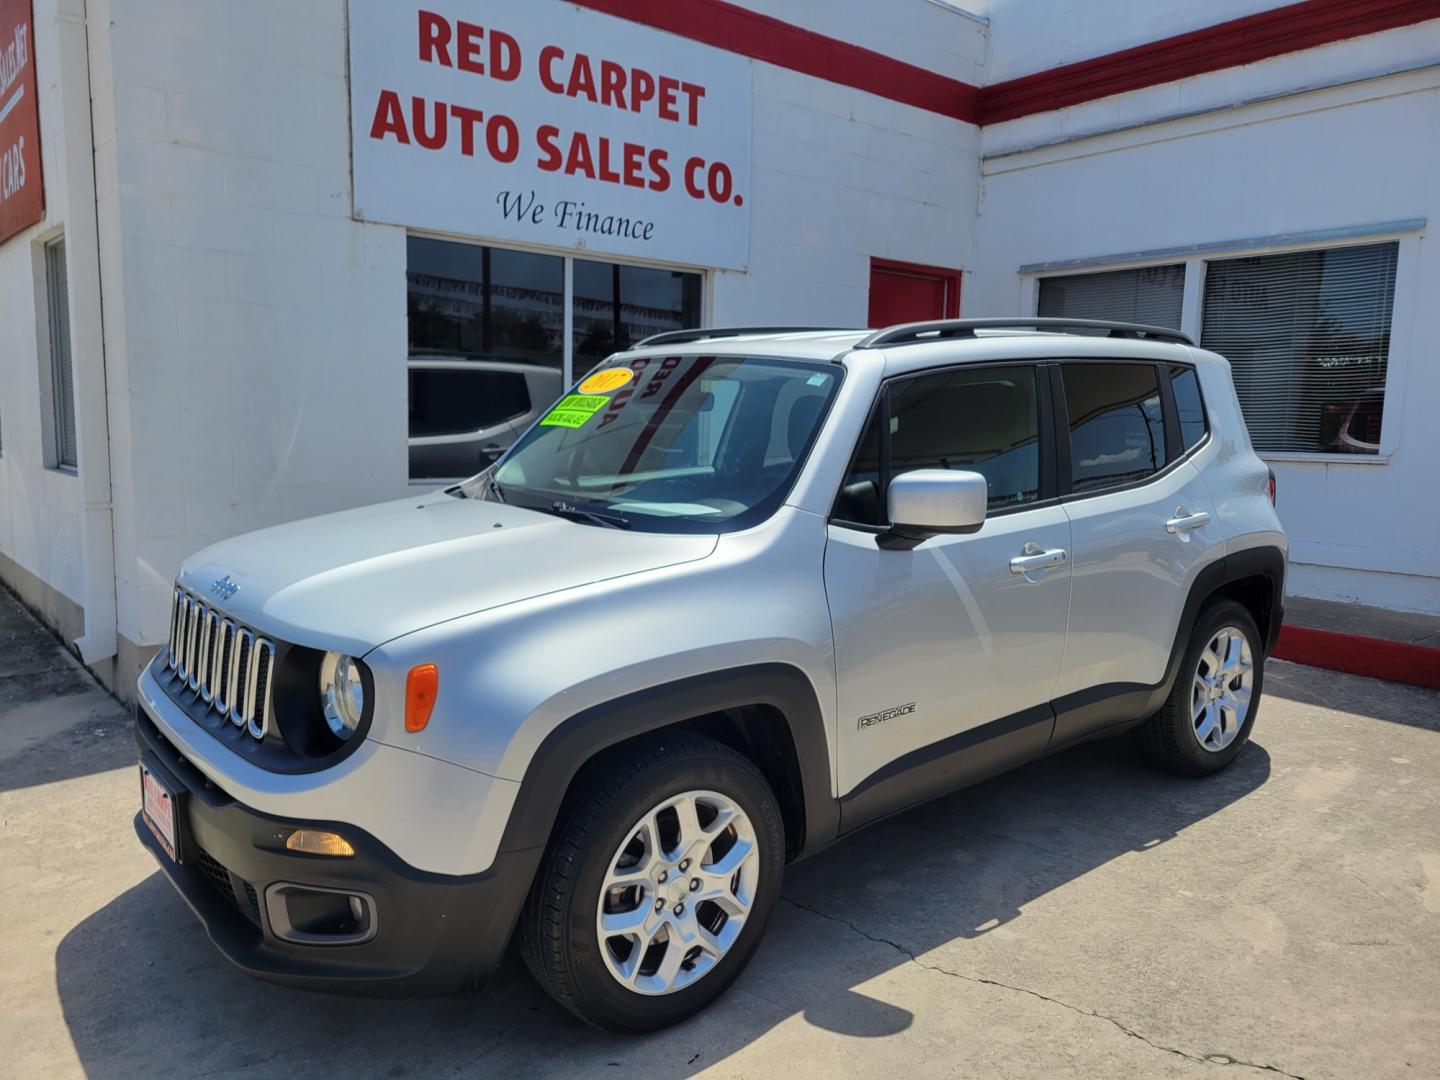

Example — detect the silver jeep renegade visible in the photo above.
[135,318,1286,1031]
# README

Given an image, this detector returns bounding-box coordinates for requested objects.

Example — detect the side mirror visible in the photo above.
[879,469,988,550]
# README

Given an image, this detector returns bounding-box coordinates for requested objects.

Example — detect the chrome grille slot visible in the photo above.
[187,602,209,693]
[230,630,255,730]
[163,585,279,744]
[248,639,274,739]
[180,597,199,682]
[213,620,236,713]
[199,610,219,701]
[168,588,183,670]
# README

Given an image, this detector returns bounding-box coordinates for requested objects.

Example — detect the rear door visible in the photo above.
[1051,360,1223,739]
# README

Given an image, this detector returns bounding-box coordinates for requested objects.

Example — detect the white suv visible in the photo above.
[135,319,1286,1032]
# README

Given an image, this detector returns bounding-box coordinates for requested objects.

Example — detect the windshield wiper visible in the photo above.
[487,477,507,503]
[547,500,632,530]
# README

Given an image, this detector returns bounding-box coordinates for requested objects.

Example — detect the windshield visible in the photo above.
[470,355,841,533]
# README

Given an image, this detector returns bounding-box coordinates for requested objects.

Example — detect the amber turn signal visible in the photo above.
[285,829,356,857]
[405,663,439,733]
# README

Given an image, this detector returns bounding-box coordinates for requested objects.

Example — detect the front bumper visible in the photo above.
[134,711,539,996]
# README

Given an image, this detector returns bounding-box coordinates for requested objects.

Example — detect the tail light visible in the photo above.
[1266,467,1277,507]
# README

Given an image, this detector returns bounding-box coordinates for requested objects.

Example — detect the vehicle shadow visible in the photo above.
[55,736,1270,1079]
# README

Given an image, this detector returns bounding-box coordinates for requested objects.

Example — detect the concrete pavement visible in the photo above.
[2,585,1438,1079]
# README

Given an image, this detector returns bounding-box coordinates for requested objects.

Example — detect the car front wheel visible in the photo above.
[518,733,785,1031]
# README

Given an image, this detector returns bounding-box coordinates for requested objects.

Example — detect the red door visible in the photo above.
[867,258,962,327]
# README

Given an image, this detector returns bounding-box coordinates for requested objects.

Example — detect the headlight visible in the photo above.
[319,652,365,740]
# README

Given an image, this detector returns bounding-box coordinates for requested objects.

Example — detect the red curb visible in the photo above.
[1272,625,1440,690]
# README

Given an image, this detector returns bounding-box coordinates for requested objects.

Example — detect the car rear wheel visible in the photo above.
[518,733,785,1032]
[1137,599,1264,776]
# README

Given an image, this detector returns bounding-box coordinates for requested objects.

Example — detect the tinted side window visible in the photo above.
[408,369,531,437]
[1168,365,1207,450]
[1062,363,1167,493]
[833,365,1041,524]
[891,367,1041,511]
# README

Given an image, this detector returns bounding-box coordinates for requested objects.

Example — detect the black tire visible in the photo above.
[518,733,786,1032]
[1137,599,1264,777]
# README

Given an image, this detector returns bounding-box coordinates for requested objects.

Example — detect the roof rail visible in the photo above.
[633,326,861,348]
[856,317,1194,349]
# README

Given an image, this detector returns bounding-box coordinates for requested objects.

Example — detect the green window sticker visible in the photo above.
[540,393,611,428]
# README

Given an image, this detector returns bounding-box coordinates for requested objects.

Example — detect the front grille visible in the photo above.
[193,846,262,927]
[194,848,238,907]
[166,586,274,740]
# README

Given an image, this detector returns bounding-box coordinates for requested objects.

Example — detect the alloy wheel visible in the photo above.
[1191,625,1255,752]
[595,790,760,995]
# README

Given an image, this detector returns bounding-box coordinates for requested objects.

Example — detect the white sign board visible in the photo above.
[349,0,752,270]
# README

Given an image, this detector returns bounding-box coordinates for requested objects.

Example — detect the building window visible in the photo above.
[1038,264,1185,330]
[43,236,78,470]
[407,238,565,371]
[1200,242,1397,456]
[1061,362,1168,493]
[405,237,704,481]
[572,259,701,374]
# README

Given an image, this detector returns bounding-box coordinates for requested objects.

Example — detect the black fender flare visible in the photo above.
[1051,543,1287,745]
[496,663,839,860]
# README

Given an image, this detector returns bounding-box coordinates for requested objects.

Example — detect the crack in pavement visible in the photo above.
[782,897,1306,1080]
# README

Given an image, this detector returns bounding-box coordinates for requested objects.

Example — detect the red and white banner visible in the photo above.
[0,0,43,247]
[349,0,752,270]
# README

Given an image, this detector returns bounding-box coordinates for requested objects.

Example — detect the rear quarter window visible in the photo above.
[1168,364,1208,451]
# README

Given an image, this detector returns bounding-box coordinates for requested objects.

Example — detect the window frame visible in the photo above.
[829,355,1215,531]
[828,359,1059,530]
[38,233,78,473]
[1020,224,1421,464]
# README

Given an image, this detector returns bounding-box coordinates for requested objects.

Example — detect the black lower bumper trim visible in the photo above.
[134,710,539,996]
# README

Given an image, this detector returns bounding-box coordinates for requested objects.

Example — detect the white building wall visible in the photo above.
[0,0,101,635]
[39,0,986,682]
[982,0,1280,83]
[970,26,1440,612]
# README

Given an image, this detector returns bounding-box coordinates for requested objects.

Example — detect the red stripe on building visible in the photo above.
[978,0,1440,124]
[1272,625,1440,690]
[568,0,982,123]
[576,0,1440,127]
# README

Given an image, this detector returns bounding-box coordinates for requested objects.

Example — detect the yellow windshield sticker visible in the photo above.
[578,368,634,394]
[540,393,611,428]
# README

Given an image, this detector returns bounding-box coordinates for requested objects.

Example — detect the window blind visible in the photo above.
[1200,242,1396,456]
[1037,264,1185,330]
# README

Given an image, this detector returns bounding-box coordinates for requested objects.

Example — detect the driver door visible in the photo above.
[824,363,1071,829]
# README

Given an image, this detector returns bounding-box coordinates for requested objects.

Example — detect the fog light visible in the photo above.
[285,828,356,857]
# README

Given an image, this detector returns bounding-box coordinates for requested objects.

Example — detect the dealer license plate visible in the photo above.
[140,763,179,863]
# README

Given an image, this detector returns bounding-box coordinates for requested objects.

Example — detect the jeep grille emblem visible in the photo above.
[210,575,239,601]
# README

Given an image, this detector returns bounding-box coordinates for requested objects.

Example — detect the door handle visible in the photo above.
[1009,547,1068,574]
[1165,510,1211,534]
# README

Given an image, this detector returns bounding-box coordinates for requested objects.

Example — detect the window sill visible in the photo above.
[1258,452,1390,466]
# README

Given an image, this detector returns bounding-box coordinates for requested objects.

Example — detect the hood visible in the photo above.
[177,494,718,655]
